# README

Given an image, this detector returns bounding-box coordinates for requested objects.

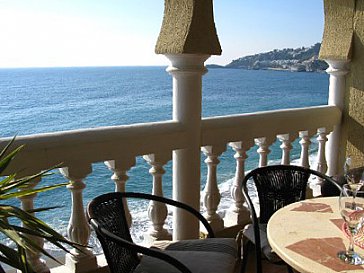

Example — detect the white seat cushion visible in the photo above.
[152,238,238,258]
[134,250,237,273]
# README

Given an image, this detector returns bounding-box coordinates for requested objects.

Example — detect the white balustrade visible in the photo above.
[105,158,136,227]
[201,145,225,232]
[18,176,50,273]
[143,153,172,244]
[60,165,97,273]
[0,104,342,273]
[299,131,312,168]
[225,141,252,227]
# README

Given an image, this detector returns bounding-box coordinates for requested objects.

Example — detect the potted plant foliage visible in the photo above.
[0,138,83,273]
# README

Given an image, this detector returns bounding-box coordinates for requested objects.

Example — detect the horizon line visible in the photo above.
[0,64,228,70]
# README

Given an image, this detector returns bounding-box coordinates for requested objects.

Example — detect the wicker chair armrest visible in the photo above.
[119,192,215,238]
[90,219,192,273]
[241,171,259,226]
[241,171,263,266]
[241,181,261,242]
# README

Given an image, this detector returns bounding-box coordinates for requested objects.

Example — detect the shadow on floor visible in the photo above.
[244,249,287,273]
[215,225,287,273]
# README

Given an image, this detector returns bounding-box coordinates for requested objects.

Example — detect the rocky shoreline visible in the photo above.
[210,43,328,72]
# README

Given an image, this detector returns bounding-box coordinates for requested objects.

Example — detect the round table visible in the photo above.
[267,197,364,273]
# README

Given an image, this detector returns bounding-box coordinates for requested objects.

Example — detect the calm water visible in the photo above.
[0,66,328,135]
[0,66,329,247]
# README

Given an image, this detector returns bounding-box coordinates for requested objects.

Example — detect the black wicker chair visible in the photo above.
[240,165,342,273]
[87,192,240,273]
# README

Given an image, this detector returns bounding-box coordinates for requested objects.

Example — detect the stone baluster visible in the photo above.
[299,131,314,198]
[105,158,135,227]
[308,128,329,196]
[225,141,252,227]
[255,137,273,167]
[316,128,329,175]
[143,153,172,244]
[18,175,50,273]
[201,145,225,232]
[60,164,97,273]
[299,131,312,168]
[278,134,293,165]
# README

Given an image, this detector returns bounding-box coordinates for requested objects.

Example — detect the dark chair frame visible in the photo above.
[87,192,217,273]
[240,165,342,273]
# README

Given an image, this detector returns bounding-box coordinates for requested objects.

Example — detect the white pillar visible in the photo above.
[60,165,97,273]
[166,54,209,240]
[201,145,225,232]
[105,158,135,228]
[324,59,349,176]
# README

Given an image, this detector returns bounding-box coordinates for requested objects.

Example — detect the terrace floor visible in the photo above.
[244,252,287,273]
[216,225,287,273]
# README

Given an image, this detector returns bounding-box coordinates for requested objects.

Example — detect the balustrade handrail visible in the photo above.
[0,105,341,176]
[202,105,341,145]
[0,120,187,175]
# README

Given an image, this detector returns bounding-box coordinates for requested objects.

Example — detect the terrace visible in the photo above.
[1,1,363,273]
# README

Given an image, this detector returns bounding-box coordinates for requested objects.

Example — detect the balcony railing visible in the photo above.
[0,102,341,273]
[0,50,349,273]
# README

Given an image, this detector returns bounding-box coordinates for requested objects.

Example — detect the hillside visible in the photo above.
[225,43,328,72]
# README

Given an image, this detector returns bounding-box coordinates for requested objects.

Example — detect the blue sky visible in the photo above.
[0,0,325,68]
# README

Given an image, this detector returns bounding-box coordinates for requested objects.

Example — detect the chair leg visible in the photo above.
[254,243,263,273]
[241,240,251,273]
[241,240,263,273]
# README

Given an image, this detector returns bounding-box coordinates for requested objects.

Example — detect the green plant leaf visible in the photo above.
[0,221,29,250]
[26,206,61,213]
[0,145,23,174]
[0,205,85,248]
[0,183,69,200]
[1,168,60,192]
[0,138,86,271]
[4,222,76,260]
[0,243,20,266]
[18,246,32,273]
[0,136,17,159]
[0,174,16,188]
[18,234,63,265]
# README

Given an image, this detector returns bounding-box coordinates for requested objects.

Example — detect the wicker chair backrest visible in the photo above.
[247,165,310,224]
[87,193,140,273]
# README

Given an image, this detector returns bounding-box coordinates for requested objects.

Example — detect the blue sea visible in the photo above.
[0,66,329,250]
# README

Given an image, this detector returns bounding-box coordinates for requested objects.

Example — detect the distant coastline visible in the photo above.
[208,43,328,73]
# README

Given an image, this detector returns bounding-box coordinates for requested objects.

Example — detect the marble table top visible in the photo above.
[267,197,364,273]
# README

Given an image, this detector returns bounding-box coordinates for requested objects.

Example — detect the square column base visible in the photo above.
[143,230,172,247]
[224,209,250,228]
[65,253,98,273]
